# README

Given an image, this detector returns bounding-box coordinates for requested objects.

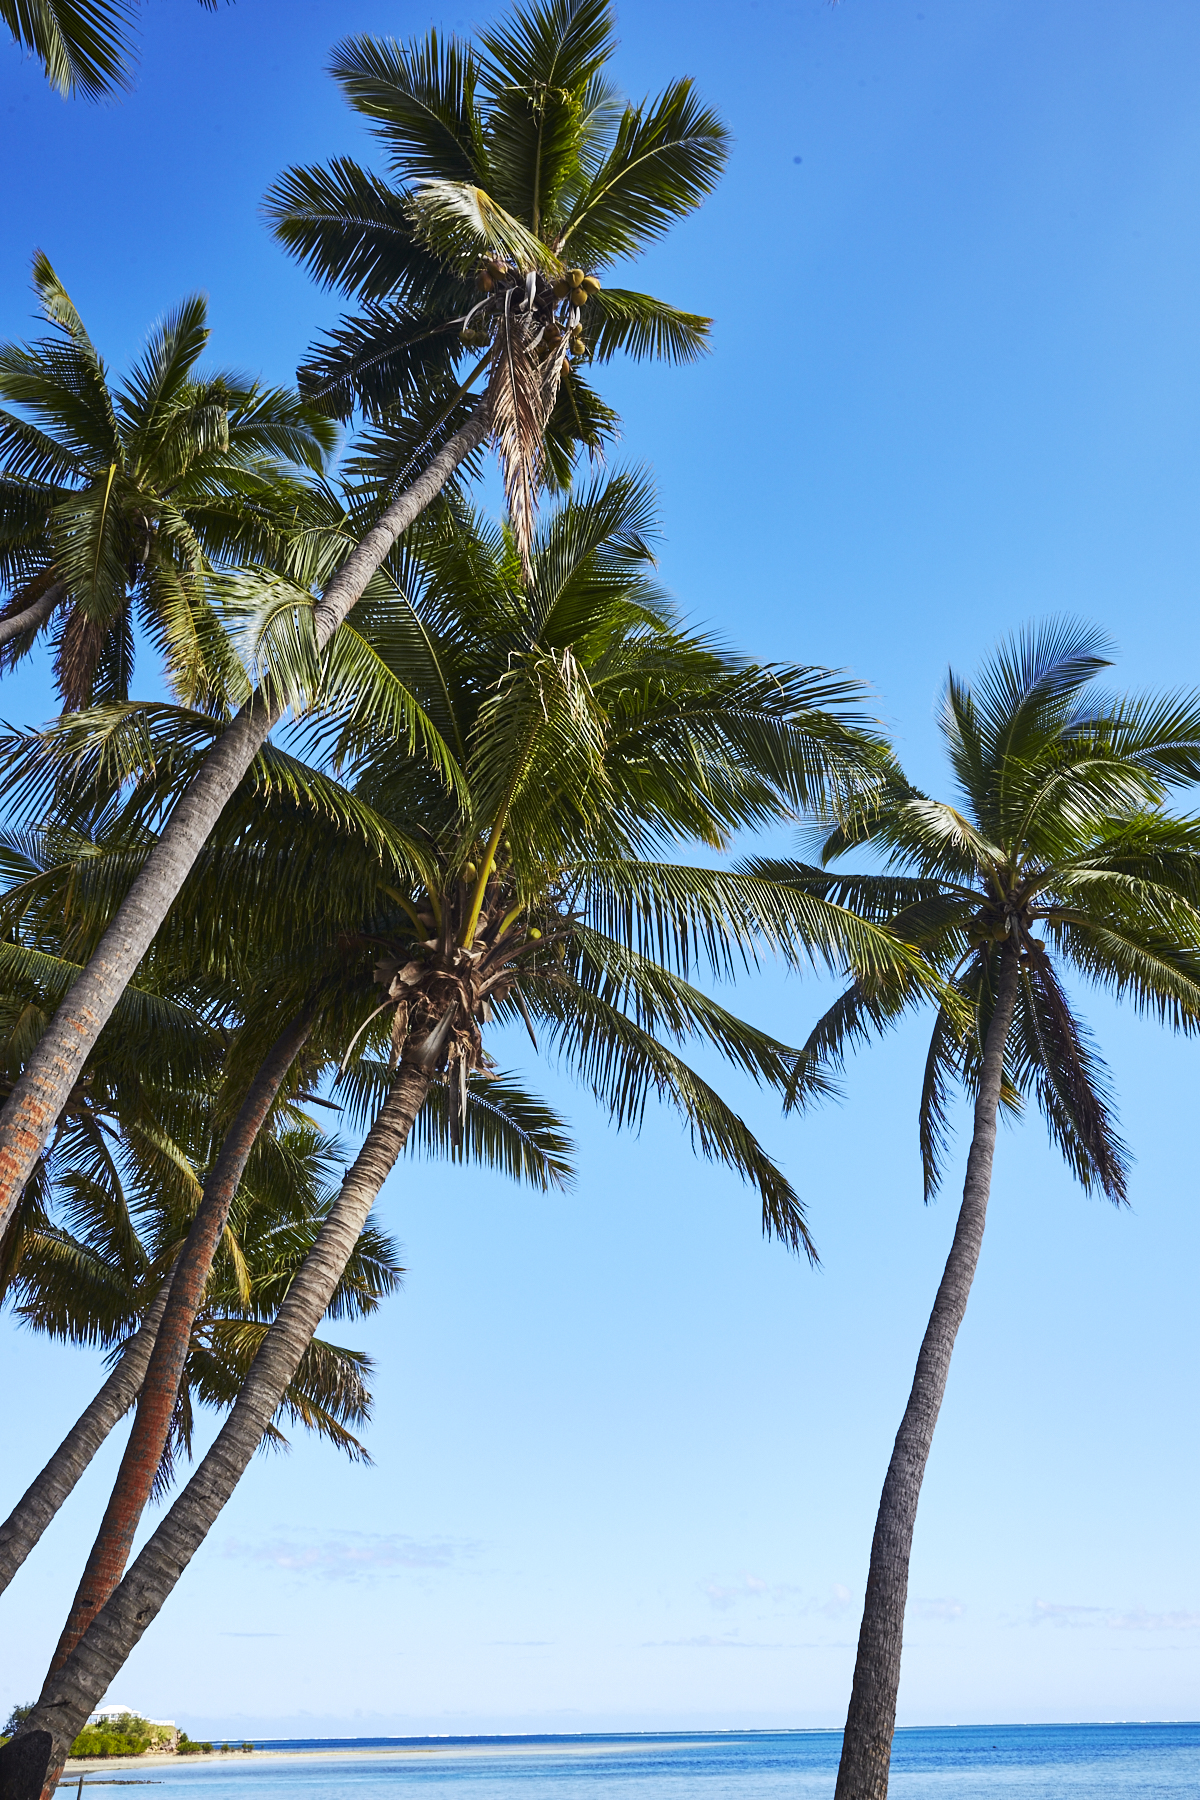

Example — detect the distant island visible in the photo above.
[2,1705,253,1760]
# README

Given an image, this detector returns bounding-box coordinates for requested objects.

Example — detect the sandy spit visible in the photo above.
[63,1737,717,1776]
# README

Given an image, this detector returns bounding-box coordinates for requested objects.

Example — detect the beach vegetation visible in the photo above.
[176,1733,214,1756]
[2,1704,32,1739]
[67,1712,171,1758]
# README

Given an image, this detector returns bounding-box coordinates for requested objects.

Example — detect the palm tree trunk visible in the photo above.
[0,1266,176,1598]
[833,944,1020,1800]
[0,402,490,1237]
[0,1019,450,1800]
[44,1010,313,1673]
[0,581,64,649]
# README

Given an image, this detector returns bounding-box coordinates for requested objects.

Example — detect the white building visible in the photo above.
[87,1705,178,1734]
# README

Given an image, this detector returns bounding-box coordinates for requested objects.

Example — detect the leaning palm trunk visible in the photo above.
[834,945,1019,1800]
[0,1037,443,1800]
[0,581,65,649]
[0,403,489,1235]
[0,1266,176,1597]
[45,1011,313,1673]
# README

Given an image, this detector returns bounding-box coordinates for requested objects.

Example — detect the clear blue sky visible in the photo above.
[3,0,1200,1738]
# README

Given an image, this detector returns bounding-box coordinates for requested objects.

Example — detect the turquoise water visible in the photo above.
[72,1725,1200,1799]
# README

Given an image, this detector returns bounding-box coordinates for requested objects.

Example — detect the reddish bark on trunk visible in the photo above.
[45,1011,313,1672]
[1,1040,441,1800]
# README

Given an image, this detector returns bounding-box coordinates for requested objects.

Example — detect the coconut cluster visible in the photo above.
[458,258,603,363]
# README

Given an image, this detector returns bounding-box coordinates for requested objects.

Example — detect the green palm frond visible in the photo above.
[413,1070,575,1188]
[1013,951,1128,1199]
[330,29,488,187]
[520,975,814,1258]
[558,77,729,266]
[783,619,1200,1205]
[582,287,710,364]
[477,0,616,233]
[1,0,134,98]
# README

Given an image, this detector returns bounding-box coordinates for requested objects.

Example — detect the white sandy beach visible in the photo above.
[63,1737,720,1777]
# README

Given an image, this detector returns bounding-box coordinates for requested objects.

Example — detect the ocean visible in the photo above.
[67,1724,1200,1800]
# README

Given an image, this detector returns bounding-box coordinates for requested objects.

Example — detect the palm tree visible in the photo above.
[0,479,917,1796]
[1,1081,400,1596]
[745,622,1200,1800]
[0,0,731,1224]
[0,255,333,710]
[265,0,725,567]
[2,0,221,102]
[0,819,223,1596]
[0,489,613,1675]
[8,1117,399,1473]
[0,830,406,1601]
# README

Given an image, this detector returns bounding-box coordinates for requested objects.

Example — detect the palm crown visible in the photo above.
[11,475,907,1256]
[758,621,1200,1198]
[239,472,902,1255]
[266,0,727,568]
[0,254,334,711]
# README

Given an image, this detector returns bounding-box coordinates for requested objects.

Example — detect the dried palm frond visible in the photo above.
[487,285,566,581]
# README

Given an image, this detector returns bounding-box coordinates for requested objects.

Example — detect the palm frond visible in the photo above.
[1013,951,1129,1200]
[582,288,711,364]
[0,0,136,97]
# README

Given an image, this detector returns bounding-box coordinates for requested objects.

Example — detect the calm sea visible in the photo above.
[70,1725,1200,1800]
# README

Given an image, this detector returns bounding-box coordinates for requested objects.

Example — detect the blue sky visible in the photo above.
[3,0,1200,1738]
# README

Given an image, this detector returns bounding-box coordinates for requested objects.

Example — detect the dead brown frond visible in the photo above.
[55,609,113,712]
[486,284,566,583]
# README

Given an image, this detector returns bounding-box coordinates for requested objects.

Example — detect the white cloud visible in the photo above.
[910,1597,965,1623]
[701,1574,846,1614]
[1032,1599,1200,1631]
[224,1530,478,1581]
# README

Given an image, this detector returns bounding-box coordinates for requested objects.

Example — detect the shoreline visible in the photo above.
[59,1719,1200,1778]
[63,1737,727,1774]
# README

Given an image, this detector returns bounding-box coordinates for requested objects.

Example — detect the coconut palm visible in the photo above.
[0,480,921,1796]
[7,759,572,1668]
[0,0,730,1229]
[0,254,334,710]
[0,1076,401,1598]
[265,0,727,571]
[0,0,734,1224]
[0,832,406,1603]
[1,469,886,1656]
[0,822,223,1596]
[744,622,1200,1800]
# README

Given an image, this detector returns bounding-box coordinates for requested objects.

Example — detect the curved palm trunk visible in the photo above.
[0,403,490,1236]
[0,581,64,649]
[45,1011,313,1672]
[833,945,1020,1800]
[1,1025,448,1800]
[0,1267,176,1597]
